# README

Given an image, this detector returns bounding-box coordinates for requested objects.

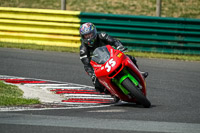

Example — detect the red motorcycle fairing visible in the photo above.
[125,58,147,96]
[90,45,147,102]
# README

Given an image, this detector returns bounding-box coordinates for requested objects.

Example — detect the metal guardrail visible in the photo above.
[0,7,200,54]
[80,12,200,55]
[0,7,81,47]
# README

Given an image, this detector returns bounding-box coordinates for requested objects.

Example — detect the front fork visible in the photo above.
[112,69,139,95]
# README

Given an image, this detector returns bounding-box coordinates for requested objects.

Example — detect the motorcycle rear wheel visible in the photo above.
[122,78,151,108]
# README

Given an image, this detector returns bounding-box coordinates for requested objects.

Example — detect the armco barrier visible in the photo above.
[0,7,81,47]
[0,7,200,54]
[80,12,200,55]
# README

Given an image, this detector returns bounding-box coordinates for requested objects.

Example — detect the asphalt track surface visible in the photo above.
[0,48,200,133]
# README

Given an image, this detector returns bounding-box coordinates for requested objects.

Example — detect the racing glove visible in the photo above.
[117,45,127,52]
[89,72,97,84]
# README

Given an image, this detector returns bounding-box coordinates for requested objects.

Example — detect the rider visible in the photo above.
[79,22,148,94]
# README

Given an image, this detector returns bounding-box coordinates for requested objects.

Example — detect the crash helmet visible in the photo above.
[79,22,97,47]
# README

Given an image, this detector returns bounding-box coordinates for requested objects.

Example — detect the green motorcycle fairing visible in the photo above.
[112,69,139,95]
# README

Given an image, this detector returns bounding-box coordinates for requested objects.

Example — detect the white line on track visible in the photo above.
[65,97,113,100]
[0,105,111,112]
[41,87,86,89]
[0,75,93,88]
[64,94,111,97]
[24,84,69,86]
[0,113,199,133]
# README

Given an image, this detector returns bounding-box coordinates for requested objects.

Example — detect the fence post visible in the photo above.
[156,0,162,17]
[61,0,66,10]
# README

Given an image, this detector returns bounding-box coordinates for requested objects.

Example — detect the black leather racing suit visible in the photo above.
[80,32,137,92]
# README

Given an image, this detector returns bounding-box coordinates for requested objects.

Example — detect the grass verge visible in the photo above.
[0,42,199,61]
[0,81,40,106]
[126,52,200,62]
[0,0,199,18]
[0,42,79,53]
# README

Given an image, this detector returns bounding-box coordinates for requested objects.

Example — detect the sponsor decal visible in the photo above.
[101,33,106,37]
[94,65,102,67]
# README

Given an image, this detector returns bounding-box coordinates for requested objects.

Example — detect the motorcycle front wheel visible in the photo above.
[122,78,151,108]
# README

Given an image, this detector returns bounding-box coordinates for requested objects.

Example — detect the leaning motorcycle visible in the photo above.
[90,45,151,108]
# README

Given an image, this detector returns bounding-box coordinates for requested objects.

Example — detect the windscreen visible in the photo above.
[91,46,110,64]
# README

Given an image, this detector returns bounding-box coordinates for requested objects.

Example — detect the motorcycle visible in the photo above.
[90,45,151,108]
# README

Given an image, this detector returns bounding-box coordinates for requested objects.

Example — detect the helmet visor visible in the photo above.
[83,32,94,39]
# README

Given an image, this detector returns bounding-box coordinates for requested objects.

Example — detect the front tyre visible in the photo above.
[122,78,151,108]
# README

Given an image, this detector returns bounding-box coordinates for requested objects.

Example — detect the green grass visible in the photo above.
[0,81,40,106]
[0,42,199,61]
[126,51,200,62]
[0,42,79,53]
[0,0,200,18]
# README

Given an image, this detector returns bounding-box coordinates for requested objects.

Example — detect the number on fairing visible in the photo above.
[105,58,116,72]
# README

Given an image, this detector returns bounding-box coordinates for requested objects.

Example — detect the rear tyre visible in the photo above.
[122,78,151,108]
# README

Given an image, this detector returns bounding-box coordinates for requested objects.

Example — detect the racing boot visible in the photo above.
[95,87,119,103]
[127,55,148,79]
[94,86,104,93]
[141,71,148,79]
[95,86,111,95]
[103,88,111,95]
[112,96,120,103]
[94,78,111,94]
[94,79,120,102]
